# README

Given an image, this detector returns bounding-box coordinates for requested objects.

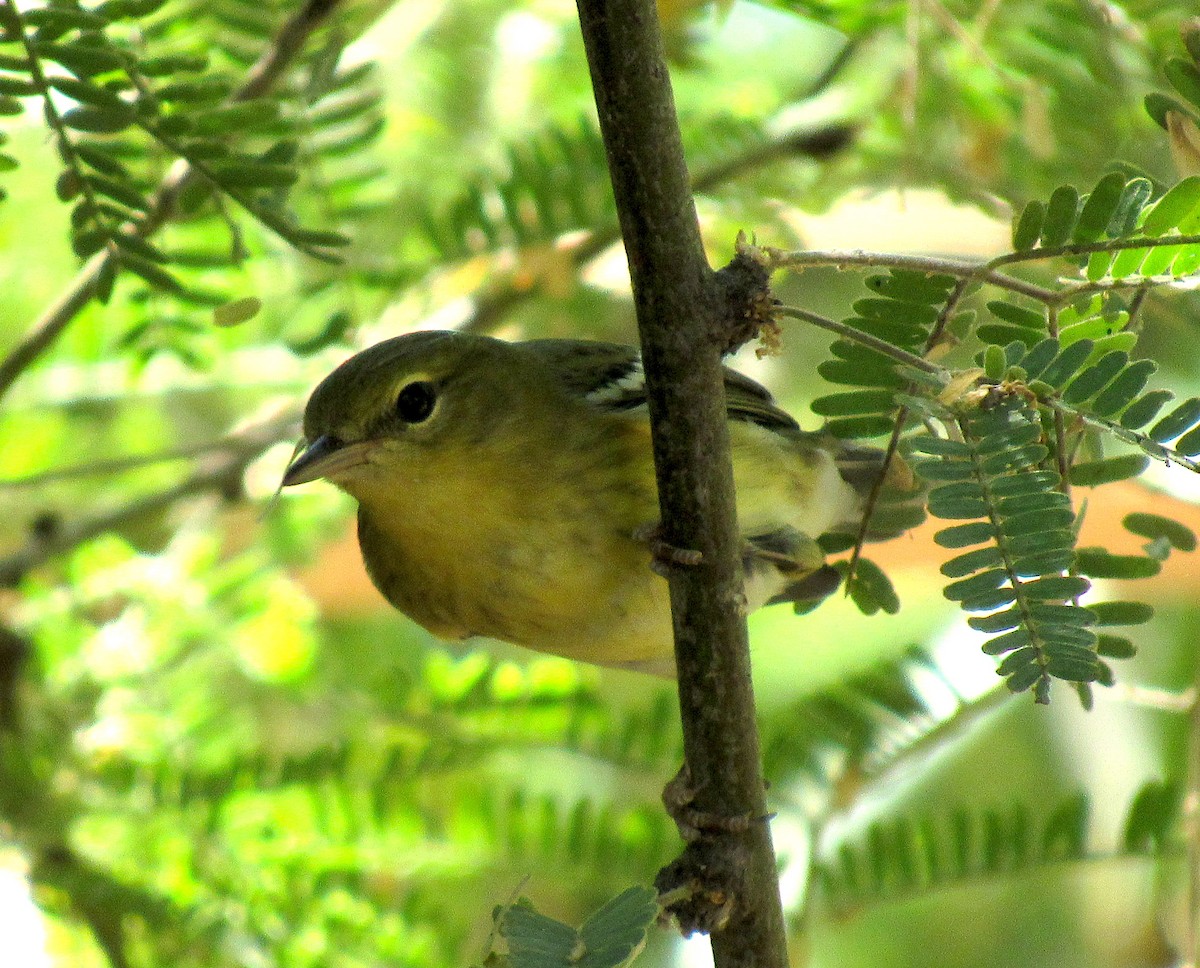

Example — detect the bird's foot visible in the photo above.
[633,524,704,577]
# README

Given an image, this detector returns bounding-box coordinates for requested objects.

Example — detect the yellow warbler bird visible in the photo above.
[281,331,917,676]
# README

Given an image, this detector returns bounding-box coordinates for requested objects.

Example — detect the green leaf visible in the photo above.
[47,75,121,107]
[810,389,897,417]
[32,40,126,76]
[1118,388,1174,429]
[1148,397,1200,442]
[1165,57,1200,112]
[845,558,900,615]
[941,546,1004,578]
[967,608,1023,633]
[1018,338,1061,380]
[118,252,183,292]
[1075,548,1161,579]
[210,162,299,188]
[944,569,1008,602]
[1038,339,1094,388]
[863,271,956,302]
[1145,92,1195,129]
[214,296,262,327]
[1142,177,1200,236]
[1123,513,1197,552]
[1062,351,1128,404]
[1012,200,1045,250]
[138,53,210,76]
[1096,635,1137,659]
[1107,178,1154,237]
[1069,454,1149,486]
[1019,575,1090,600]
[61,105,135,133]
[0,76,37,97]
[983,344,1007,380]
[818,359,904,389]
[23,7,110,29]
[981,629,1030,655]
[1088,601,1154,626]
[988,470,1061,497]
[1073,173,1128,242]
[987,301,1044,329]
[1040,185,1080,247]
[824,415,896,439]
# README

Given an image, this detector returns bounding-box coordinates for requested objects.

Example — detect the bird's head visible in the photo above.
[281,331,516,494]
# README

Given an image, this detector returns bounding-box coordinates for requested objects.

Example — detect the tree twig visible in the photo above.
[0,413,296,585]
[575,1,789,964]
[0,0,346,406]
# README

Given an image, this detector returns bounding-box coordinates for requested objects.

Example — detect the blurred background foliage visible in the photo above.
[1,0,1200,965]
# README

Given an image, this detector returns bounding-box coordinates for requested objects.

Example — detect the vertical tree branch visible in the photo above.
[574,2,789,965]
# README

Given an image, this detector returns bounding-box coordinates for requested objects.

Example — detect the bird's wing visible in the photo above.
[528,339,799,430]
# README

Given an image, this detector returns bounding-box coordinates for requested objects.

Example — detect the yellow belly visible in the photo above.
[349,410,859,673]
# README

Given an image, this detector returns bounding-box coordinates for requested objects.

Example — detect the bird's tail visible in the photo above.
[832,440,928,542]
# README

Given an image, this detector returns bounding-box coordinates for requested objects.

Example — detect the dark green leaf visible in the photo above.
[988,470,1061,497]
[118,252,183,292]
[1075,548,1161,579]
[980,444,1050,474]
[1012,550,1075,576]
[1006,662,1047,696]
[907,436,972,457]
[1148,397,1200,442]
[1038,339,1095,388]
[1012,200,1044,250]
[1074,173,1128,242]
[997,647,1039,675]
[1069,454,1149,486]
[811,388,897,415]
[932,522,995,549]
[1096,635,1137,659]
[915,458,976,483]
[863,271,956,302]
[1027,603,1096,626]
[61,105,134,133]
[1062,351,1129,404]
[1019,575,1090,600]
[1118,388,1174,429]
[944,569,1008,602]
[1018,338,1061,381]
[1107,178,1154,237]
[987,301,1044,329]
[1040,185,1080,247]
[1123,513,1196,551]
[210,162,299,188]
[981,629,1031,655]
[1088,601,1154,626]
[967,608,1023,633]
[1006,530,1074,557]
[941,546,1004,578]
[1001,507,1076,536]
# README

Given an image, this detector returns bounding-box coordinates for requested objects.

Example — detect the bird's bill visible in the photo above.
[281,435,379,486]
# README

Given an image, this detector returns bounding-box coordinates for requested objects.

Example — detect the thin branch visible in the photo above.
[0,413,295,585]
[0,0,345,405]
[769,248,1058,302]
[776,305,944,375]
[575,0,789,964]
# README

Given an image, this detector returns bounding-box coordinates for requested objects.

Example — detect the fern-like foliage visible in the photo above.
[794,157,1200,705]
[813,780,1180,916]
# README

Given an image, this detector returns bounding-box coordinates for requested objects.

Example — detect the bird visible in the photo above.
[281,330,921,676]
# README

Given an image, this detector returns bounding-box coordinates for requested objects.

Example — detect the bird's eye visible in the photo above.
[395,380,437,423]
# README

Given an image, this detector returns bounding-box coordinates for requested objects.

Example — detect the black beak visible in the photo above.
[281,435,347,487]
